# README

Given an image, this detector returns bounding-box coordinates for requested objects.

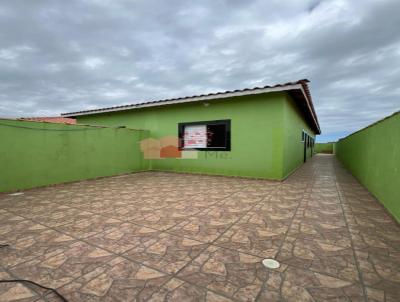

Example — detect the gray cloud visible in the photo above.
[0,0,399,141]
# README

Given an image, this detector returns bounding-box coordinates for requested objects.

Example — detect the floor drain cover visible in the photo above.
[262,258,280,269]
[9,192,24,196]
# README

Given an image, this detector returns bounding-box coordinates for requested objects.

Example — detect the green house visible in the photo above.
[63,79,320,180]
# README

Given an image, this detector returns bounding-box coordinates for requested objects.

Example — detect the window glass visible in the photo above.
[207,124,227,148]
[183,125,207,148]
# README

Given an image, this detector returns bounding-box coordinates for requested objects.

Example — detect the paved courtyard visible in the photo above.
[0,155,399,301]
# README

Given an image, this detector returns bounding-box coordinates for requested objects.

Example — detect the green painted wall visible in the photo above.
[315,142,334,153]
[335,112,400,222]
[282,95,316,178]
[78,93,286,179]
[0,119,149,192]
[78,92,317,180]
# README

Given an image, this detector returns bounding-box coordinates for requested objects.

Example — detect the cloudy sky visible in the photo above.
[0,0,399,141]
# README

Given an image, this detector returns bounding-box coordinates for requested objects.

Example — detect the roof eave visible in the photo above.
[62,82,320,134]
[297,86,321,134]
[62,83,302,117]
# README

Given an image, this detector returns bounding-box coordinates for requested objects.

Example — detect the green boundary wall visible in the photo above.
[335,111,400,222]
[0,119,149,192]
[315,142,334,154]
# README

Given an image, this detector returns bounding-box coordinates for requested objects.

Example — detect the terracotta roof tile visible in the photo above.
[19,117,76,124]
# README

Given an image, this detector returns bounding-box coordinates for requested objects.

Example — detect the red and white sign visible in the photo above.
[183,125,207,148]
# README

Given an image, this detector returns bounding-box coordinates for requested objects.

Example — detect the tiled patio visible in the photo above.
[0,155,399,301]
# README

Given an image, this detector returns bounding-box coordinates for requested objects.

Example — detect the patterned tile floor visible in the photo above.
[0,154,399,301]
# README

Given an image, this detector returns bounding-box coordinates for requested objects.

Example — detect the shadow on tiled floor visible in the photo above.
[0,154,399,301]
